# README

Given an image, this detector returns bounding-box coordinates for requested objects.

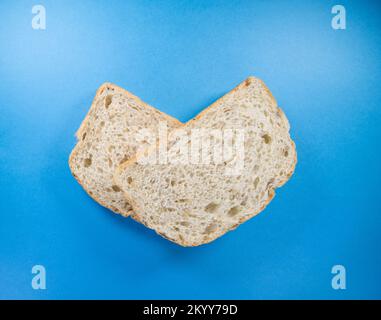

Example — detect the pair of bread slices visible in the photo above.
[69,77,297,246]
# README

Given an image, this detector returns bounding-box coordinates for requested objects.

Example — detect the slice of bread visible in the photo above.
[69,83,182,216]
[114,77,297,245]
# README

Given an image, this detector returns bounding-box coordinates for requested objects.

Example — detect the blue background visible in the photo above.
[0,0,380,299]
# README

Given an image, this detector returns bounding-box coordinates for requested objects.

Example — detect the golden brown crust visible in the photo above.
[114,76,297,246]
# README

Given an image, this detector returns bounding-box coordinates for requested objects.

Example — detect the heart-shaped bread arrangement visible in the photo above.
[69,77,296,246]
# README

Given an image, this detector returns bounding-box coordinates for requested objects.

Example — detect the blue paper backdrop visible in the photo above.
[0,0,380,299]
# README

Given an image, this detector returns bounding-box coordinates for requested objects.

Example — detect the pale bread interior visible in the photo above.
[115,77,297,245]
[69,83,181,216]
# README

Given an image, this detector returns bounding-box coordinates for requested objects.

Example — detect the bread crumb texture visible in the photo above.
[115,77,297,246]
[69,83,181,216]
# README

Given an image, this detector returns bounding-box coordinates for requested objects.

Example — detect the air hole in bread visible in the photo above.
[84,157,92,167]
[175,199,190,203]
[227,206,240,217]
[284,149,289,157]
[205,202,220,213]
[127,177,133,184]
[119,155,129,165]
[267,178,275,189]
[262,134,272,144]
[112,185,121,192]
[180,221,190,227]
[253,177,260,189]
[105,95,113,108]
[82,132,87,141]
[203,223,217,234]
[182,210,191,217]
